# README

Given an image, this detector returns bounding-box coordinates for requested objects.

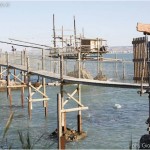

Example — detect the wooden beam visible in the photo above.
[31,84,42,96]
[29,84,48,98]
[7,85,27,88]
[29,98,49,102]
[63,89,77,106]
[61,106,88,113]
[57,93,62,149]
[63,90,84,107]
[10,72,25,84]
[137,23,150,34]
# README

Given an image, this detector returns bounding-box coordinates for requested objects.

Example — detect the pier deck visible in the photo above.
[1,62,147,89]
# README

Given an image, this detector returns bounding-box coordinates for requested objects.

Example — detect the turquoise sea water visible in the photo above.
[0,53,149,149]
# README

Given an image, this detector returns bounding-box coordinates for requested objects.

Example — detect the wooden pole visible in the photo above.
[53,14,56,53]
[62,26,64,48]
[77,37,82,133]
[74,16,77,49]
[6,52,12,105]
[0,65,2,80]
[115,53,118,78]
[14,69,16,82]
[97,38,100,74]
[77,84,82,133]
[141,35,147,94]
[27,57,32,119]
[123,59,125,80]
[20,51,23,81]
[7,67,12,107]
[24,50,26,83]
[57,93,65,149]
[21,87,24,108]
[60,55,66,132]
[38,62,40,81]
[42,49,48,117]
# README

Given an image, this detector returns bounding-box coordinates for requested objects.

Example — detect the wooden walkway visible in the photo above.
[1,62,148,89]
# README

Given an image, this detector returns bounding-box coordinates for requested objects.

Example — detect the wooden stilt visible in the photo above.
[7,67,12,107]
[21,87,24,108]
[115,53,118,78]
[14,69,16,82]
[77,84,82,133]
[42,49,48,117]
[28,81,32,119]
[57,93,62,148]
[60,55,66,132]
[57,93,65,149]
[43,77,48,117]
[0,65,2,87]
[77,32,82,133]
[27,57,32,119]
[8,88,12,107]
[0,65,2,80]
[123,59,125,79]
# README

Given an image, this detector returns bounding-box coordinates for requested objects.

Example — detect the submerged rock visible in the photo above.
[50,128,87,142]
[94,73,107,81]
[67,68,93,79]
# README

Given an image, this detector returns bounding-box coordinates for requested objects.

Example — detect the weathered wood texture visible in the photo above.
[137,23,150,35]
[132,36,149,83]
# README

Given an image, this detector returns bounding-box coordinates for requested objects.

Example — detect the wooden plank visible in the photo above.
[29,84,48,98]
[63,90,84,107]
[7,85,27,88]
[29,98,49,102]
[57,93,62,149]
[137,23,150,34]
[61,106,88,113]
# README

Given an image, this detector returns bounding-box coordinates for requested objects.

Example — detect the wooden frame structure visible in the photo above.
[132,36,149,83]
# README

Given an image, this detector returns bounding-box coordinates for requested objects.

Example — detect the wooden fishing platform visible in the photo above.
[1,19,150,149]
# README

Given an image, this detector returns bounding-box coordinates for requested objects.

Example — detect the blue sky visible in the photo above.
[0,1,150,50]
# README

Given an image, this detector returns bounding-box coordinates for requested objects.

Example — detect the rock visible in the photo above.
[67,68,93,79]
[94,73,107,81]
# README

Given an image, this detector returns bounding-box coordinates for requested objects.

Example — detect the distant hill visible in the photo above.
[108,46,133,53]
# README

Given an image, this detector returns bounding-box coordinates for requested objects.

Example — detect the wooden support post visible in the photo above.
[77,37,82,133]
[27,57,32,119]
[23,49,26,66]
[0,65,2,80]
[7,67,12,107]
[53,14,56,53]
[62,26,64,48]
[21,87,24,108]
[6,52,12,106]
[28,81,32,119]
[65,59,67,75]
[57,93,65,150]
[21,51,23,81]
[14,69,16,82]
[50,57,52,72]
[42,49,48,117]
[38,62,40,81]
[60,55,66,132]
[43,77,48,117]
[23,50,27,83]
[115,53,118,78]
[141,35,148,94]
[77,84,82,133]
[97,38,100,74]
[123,59,125,80]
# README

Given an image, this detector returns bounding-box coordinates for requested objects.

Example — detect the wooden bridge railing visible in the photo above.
[0,49,135,82]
